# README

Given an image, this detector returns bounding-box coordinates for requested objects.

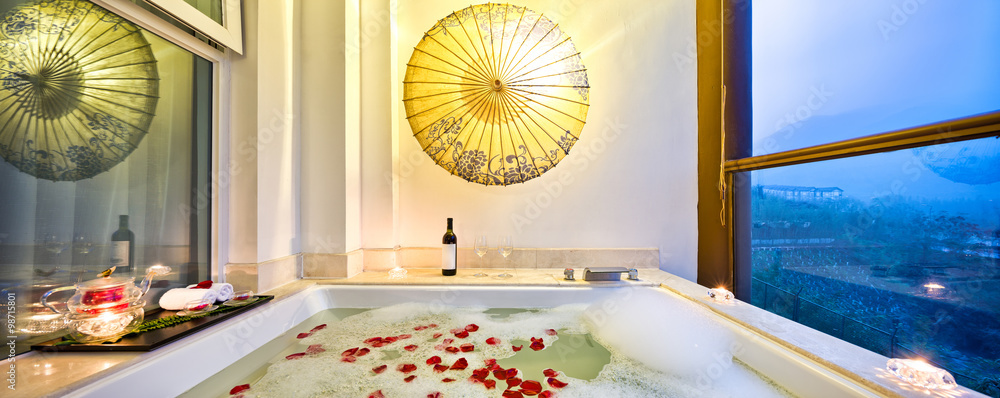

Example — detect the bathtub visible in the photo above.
[53,279,978,397]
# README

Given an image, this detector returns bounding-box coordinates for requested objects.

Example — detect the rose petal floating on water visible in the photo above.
[507,377,522,388]
[539,391,555,398]
[460,343,475,352]
[512,345,523,352]
[286,353,306,360]
[493,368,508,380]
[414,325,427,331]
[397,363,417,373]
[486,337,500,345]
[429,323,438,328]
[356,348,371,357]
[442,378,456,383]
[296,333,311,339]
[428,393,442,398]
[546,378,568,388]
[454,330,470,339]
[545,329,557,336]
[306,344,325,355]
[427,356,442,365]
[530,337,542,343]
[502,389,525,398]
[341,356,356,363]
[506,368,519,379]
[364,337,382,345]
[471,368,490,381]
[450,357,469,370]
[484,380,497,390]
[465,324,479,332]
[445,346,460,354]
[432,333,443,339]
[398,334,412,339]
[372,365,387,374]
[442,338,454,345]
[384,336,398,343]
[520,380,543,395]
[404,344,418,351]
[542,369,559,378]
[368,390,384,398]
[530,341,545,351]
[229,384,250,395]
[433,364,449,373]
[311,324,327,332]
[404,375,417,383]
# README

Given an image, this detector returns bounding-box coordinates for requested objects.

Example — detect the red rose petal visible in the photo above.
[427,355,442,365]
[512,345,523,351]
[429,323,438,328]
[450,357,469,370]
[341,356,356,363]
[442,378,456,383]
[530,341,545,351]
[543,369,559,378]
[454,330,470,339]
[306,344,326,355]
[398,334,412,339]
[427,393,442,398]
[310,324,327,332]
[397,363,417,373]
[296,333,311,339]
[194,280,213,289]
[432,333,443,339]
[364,337,382,344]
[539,392,555,398]
[372,364,387,374]
[484,358,498,368]
[494,368,509,380]
[342,347,360,357]
[356,347,371,357]
[445,346,460,353]
[460,343,475,352]
[433,364,449,373]
[486,337,500,345]
[505,368,519,379]
[404,375,417,383]
[414,325,427,331]
[368,390,384,398]
[465,324,479,332]
[404,344,418,351]
[384,336,398,343]
[450,328,462,334]
[545,329,557,336]
[229,384,250,395]
[472,368,490,380]
[547,378,568,388]
[443,338,455,345]
[520,380,543,395]
[507,377,522,388]
[502,389,525,398]
[484,379,497,389]
[286,352,306,360]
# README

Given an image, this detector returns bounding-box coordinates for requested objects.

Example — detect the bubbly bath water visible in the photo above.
[187,299,795,397]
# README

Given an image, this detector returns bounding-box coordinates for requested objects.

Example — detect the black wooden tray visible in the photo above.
[31,295,273,352]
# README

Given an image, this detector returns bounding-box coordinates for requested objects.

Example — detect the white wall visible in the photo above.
[230,0,699,280]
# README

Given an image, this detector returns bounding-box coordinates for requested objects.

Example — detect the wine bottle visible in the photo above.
[110,215,135,273]
[442,218,457,276]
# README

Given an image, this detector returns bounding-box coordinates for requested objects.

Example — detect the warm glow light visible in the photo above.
[707,288,734,302]
[886,358,957,390]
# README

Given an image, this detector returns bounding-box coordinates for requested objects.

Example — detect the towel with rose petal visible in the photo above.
[187,281,234,302]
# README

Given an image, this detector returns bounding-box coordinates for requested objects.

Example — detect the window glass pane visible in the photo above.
[752,1,1000,156]
[748,136,1000,391]
[0,0,212,354]
[181,0,223,25]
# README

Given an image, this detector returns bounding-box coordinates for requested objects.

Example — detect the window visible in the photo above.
[730,0,1000,393]
[0,0,213,354]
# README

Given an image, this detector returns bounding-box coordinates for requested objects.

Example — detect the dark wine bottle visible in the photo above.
[442,218,456,276]
[110,215,135,273]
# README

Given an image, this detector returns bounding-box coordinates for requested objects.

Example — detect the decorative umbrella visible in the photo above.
[403,3,589,186]
[0,0,159,181]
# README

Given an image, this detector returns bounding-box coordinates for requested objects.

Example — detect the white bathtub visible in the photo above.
[56,283,975,397]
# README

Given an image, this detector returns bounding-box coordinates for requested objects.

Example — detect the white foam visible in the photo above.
[235,299,793,398]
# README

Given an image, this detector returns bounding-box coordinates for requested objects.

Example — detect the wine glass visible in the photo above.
[473,236,489,277]
[497,235,513,278]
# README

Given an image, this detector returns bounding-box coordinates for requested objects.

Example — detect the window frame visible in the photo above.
[696,0,1000,299]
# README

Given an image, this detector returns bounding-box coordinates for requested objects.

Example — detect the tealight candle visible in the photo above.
[232,290,254,301]
[707,288,734,302]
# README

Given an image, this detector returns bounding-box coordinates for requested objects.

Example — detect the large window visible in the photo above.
[737,0,1000,394]
[0,0,212,354]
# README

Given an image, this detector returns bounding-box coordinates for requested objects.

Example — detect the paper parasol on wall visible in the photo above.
[0,0,159,181]
[403,3,590,186]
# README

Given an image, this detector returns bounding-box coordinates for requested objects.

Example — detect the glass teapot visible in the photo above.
[40,265,171,342]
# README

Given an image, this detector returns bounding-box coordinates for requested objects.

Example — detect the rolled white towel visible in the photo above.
[158,288,219,311]
[187,282,234,302]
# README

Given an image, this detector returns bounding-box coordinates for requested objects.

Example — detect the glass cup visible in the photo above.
[178,298,216,316]
[497,235,513,278]
[474,236,489,277]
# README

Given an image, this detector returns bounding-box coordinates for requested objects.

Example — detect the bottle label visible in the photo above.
[442,244,456,270]
[111,241,128,267]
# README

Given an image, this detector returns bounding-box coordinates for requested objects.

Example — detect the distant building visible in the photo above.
[761,185,843,201]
